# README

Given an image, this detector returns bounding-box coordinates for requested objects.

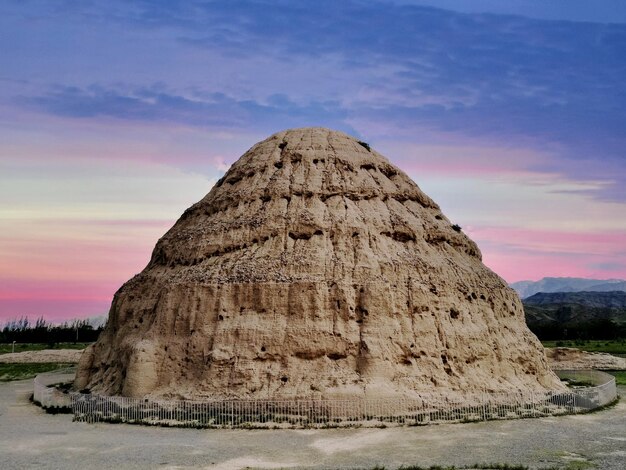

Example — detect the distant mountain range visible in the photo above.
[522,291,626,340]
[510,277,626,299]
[524,291,626,309]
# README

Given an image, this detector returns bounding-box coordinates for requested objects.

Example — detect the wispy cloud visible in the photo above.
[19,85,353,136]
[8,1,625,200]
[1,0,626,319]
[471,226,626,282]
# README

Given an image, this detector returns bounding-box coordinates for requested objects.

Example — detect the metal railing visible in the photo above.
[33,369,617,428]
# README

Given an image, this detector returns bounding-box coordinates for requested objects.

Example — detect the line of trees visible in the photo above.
[1,316,105,345]
[527,318,626,341]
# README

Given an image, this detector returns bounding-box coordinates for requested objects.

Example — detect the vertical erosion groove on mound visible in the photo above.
[75,127,563,400]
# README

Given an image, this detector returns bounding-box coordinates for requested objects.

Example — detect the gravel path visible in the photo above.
[0,379,624,470]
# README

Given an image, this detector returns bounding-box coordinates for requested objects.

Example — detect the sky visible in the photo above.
[1,0,625,322]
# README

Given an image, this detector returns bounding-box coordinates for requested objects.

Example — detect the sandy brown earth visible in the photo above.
[2,346,624,371]
[546,347,626,370]
[0,349,83,364]
[77,127,560,400]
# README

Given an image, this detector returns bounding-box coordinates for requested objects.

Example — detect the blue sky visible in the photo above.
[1,0,625,320]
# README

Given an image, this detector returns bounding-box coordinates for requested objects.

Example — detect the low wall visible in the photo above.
[33,369,617,428]
[32,367,76,409]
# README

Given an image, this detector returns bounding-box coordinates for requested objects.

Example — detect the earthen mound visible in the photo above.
[76,127,562,399]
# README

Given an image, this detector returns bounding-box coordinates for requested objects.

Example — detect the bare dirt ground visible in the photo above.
[0,349,83,363]
[0,379,624,470]
[546,348,626,370]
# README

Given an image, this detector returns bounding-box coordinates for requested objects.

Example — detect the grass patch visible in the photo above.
[0,342,91,355]
[367,465,531,470]
[542,339,626,355]
[0,362,72,381]
[469,466,528,470]
[561,379,596,388]
[366,465,592,470]
[542,462,595,470]
[606,370,626,385]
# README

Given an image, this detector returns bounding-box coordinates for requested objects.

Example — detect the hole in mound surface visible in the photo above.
[381,230,416,243]
[280,376,288,382]
[379,166,397,178]
[274,161,283,169]
[356,306,368,317]
[261,346,266,352]
[226,175,242,185]
[327,353,347,360]
[278,142,287,149]
[288,231,314,240]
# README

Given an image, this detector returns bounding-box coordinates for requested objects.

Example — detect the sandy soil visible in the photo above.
[546,347,626,370]
[0,379,624,469]
[0,349,83,364]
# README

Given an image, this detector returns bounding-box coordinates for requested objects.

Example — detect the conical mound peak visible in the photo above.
[76,127,561,400]
[147,127,481,285]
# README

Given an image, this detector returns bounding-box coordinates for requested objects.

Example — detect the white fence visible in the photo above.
[33,369,617,428]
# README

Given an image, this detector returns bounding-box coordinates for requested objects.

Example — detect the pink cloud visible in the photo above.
[0,218,173,321]
[0,112,247,171]
[468,226,626,282]
[0,298,111,323]
[0,278,118,301]
[375,137,553,177]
